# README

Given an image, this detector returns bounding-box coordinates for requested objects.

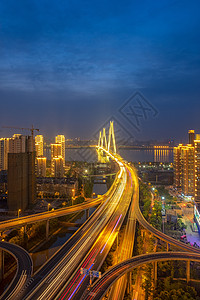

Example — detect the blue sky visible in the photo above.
[0,0,200,142]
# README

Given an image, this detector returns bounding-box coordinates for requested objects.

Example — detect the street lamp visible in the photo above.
[71,189,75,206]
[18,209,21,218]
[48,203,50,211]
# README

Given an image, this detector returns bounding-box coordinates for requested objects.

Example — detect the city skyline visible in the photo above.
[0,1,200,141]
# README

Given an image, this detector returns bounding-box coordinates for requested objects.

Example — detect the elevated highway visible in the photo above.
[55,148,135,300]
[83,161,200,299]
[17,148,132,300]
[1,142,198,300]
[83,251,200,300]
[0,241,32,300]
[0,197,105,232]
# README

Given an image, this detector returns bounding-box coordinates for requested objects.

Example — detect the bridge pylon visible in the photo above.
[108,121,116,154]
[98,128,109,163]
[97,121,117,163]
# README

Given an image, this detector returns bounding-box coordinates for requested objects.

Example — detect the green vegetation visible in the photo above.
[137,182,200,299]
[150,200,162,231]
[83,180,93,198]
[73,196,85,205]
[142,264,153,300]
[139,181,152,221]
[139,182,162,230]
[154,281,200,300]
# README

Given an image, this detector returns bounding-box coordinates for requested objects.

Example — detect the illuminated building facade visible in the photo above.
[35,135,44,157]
[194,139,200,205]
[0,138,10,170]
[174,144,195,196]
[174,144,183,188]
[0,134,34,171]
[181,145,194,196]
[51,143,64,177]
[188,129,195,146]
[9,134,34,153]
[174,131,200,230]
[51,143,61,161]
[36,157,46,177]
[55,135,65,167]
[52,157,64,178]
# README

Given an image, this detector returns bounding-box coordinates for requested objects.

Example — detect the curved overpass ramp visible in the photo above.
[0,241,32,300]
[0,197,105,232]
[83,251,200,300]
[129,165,200,253]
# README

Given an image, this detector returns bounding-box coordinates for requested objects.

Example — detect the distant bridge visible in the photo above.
[64,145,174,150]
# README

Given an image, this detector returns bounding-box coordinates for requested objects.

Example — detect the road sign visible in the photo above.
[80,268,101,278]
[92,270,101,278]
[80,268,90,276]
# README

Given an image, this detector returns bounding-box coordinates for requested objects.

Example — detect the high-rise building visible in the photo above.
[55,135,65,166]
[188,130,195,146]
[51,143,64,177]
[181,144,194,196]
[174,144,183,188]
[0,134,34,171]
[52,157,64,178]
[35,135,44,157]
[51,143,62,160]
[174,143,195,196]
[7,135,36,212]
[0,138,10,170]
[194,139,200,205]
[9,134,33,153]
[36,157,46,177]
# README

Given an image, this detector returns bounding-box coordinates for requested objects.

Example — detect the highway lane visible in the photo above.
[24,148,131,300]
[19,156,124,299]
[6,149,197,300]
[55,148,142,300]
[43,156,199,299]
[0,197,105,232]
[0,241,32,300]
[107,206,136,300]
[56,164,133,300]
[19,189,117,298]
[82,160,200,300]
[83,251,200,300]
[107,164,138,300]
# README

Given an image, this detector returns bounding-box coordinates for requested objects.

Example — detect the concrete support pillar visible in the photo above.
[127,272,132,295]
[86,209,89,219]
[186,260,190,283]
[154,238,158,252]
[46,219,49,240]
[23,225,27,248]
[23,225,27,236]
[153,261,157,287]
[0,250,4,282]
[167,243,170,252]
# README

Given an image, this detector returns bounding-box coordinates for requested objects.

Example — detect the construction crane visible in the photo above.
[2,125,39,141]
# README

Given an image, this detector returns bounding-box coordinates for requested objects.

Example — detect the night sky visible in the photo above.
[0,0,200,143]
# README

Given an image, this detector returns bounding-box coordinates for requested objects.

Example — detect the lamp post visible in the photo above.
[72,189,75,206]
[18,209,21,218]
[48,203,50,211]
